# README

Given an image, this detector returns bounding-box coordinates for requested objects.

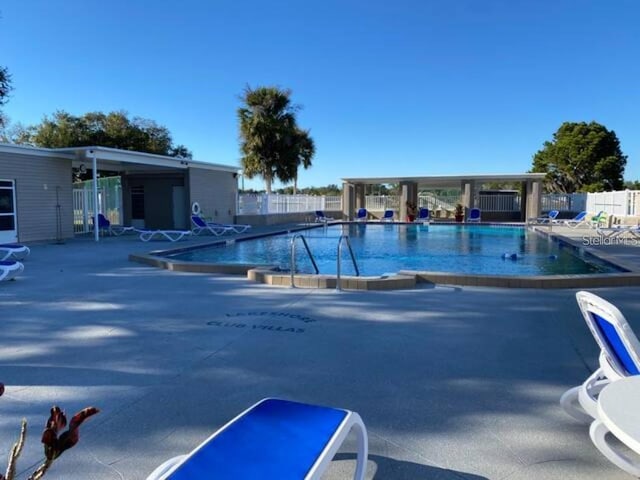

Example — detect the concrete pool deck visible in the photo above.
[1,231,639,479]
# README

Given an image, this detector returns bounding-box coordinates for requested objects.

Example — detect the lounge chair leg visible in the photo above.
[590,420,640,477]
[560,386,592,423]
[352,417,368,480]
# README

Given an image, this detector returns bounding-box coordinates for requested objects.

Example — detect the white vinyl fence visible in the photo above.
[238,194,341,215]
[586,190,640,217]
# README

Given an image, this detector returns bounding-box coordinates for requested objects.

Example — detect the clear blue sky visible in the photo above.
[2,0,639,190]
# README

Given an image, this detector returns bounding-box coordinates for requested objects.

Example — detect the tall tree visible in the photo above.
[20,110,192,158]
[531,121,626,193]
[238,86,315,193]
[0,66,13,128]
[292,128,315,194]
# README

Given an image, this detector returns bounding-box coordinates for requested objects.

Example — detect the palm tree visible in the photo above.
[292,128,315,194]
[238,86,315,193]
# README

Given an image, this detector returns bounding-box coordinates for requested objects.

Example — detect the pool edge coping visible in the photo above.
[129,222,640,290]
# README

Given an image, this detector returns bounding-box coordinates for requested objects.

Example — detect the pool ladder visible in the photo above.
[290,234,319,288]
[289,234,360,290]
[336,235,360,291]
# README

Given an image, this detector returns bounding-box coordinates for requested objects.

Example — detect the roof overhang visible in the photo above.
[54,146,239,174]
[0,143,239,174]
[341,173,546,188]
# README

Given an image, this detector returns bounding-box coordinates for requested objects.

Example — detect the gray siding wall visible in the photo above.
[0,152,73,242]
[188,168,237,224]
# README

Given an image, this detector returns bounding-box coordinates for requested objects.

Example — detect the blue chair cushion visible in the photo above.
[0,244,24,248]
[167,399,348,479]
[0,261,18,266]
[594,312,640,376]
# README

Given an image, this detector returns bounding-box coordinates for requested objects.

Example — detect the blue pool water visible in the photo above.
[168,224,624,276]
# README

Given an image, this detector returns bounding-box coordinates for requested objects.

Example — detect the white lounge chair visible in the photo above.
[315,210,334,223]
[191,215,232,236]
[0,243,30,261]
[560,291,640,423]
[206,220,251,234]
[356,208,367,222]
[146,398,368,480]
[563,211,588,228]
[139,230,192,242]
[0,260,24,282]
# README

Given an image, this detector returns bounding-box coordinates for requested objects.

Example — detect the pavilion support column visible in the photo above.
[399,181,418,221]
[526,180,542,220]
[343,182,355,221]
[90,150,99,242]
[355,184,366,210]
[461,180,475,218]
[520,181,528,222]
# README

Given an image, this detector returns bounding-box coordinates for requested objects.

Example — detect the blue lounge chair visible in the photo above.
[467,208,481,223]
[529,210,559,224]
[191,215,233,236]
[146,398,368,480]
[356,208,367,222]
[315,211,334,223]
[0,243,30,261]
[560,291,640,424]
[415,207,430,222]
[91,213,112,235]
[563,211,588,228]
[0,260,24,282]
[380,210,394,222]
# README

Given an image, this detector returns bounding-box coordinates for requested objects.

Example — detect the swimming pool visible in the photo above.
[167,224,624,276]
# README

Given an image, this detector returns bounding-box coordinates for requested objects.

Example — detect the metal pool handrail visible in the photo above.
[290,234,319,288]
[337,234,360,291]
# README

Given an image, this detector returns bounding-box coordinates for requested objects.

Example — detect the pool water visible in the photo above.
[168,224,624,276]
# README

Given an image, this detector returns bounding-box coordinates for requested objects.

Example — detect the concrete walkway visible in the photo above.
[0,231,638,479]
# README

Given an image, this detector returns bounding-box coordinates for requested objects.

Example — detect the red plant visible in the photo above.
[1,381,99,480]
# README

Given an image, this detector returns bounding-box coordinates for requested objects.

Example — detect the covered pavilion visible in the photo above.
[341,173,547,221]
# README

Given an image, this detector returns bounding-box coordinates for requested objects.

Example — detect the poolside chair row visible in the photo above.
[529,210,608,228]
[560,291,640,476]
[89,213,252,241]
[0,243,30,282]
[353,208,481,223]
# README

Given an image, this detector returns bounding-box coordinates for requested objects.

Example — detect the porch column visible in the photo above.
[520,181,528,222]
[526,180,542,220]
[461,180,476,218]
[342,182,355,221]
[399,181,418,221]
[90,150,99,242]
[355,184,366,210]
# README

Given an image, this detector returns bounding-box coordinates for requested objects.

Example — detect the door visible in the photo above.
[172,186,187,229]
[0,179,17,243]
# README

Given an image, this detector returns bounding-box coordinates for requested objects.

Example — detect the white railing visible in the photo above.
[238,194,341,215]
[365,196,400,211]
[418,193,461,211]
[586,190,640,217]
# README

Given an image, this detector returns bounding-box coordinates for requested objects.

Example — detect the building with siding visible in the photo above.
[0,144,239,243]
